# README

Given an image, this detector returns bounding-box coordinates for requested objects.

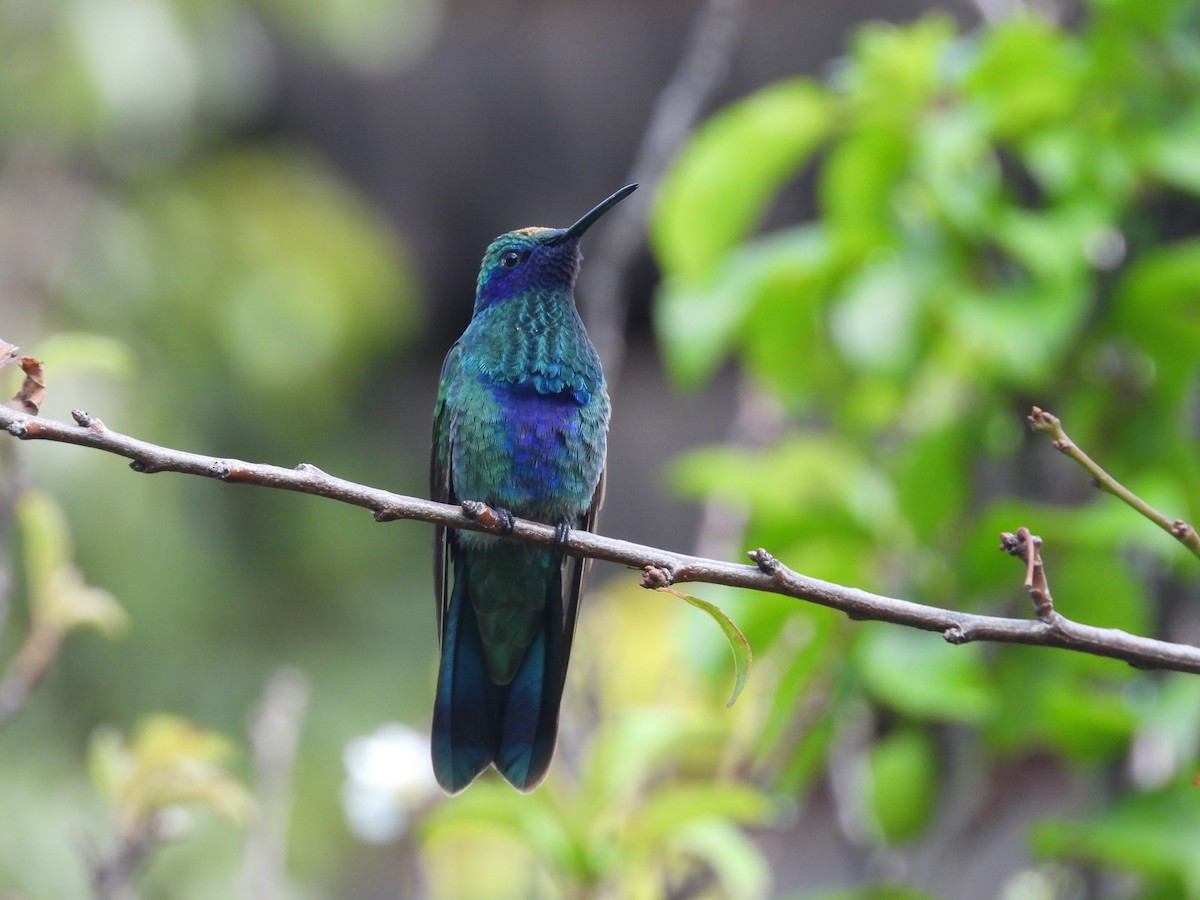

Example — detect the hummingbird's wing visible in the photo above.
[431,342,462,643]
[560,467,604,676]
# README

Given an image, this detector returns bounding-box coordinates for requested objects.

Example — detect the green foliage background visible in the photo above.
[2,0,1200,897]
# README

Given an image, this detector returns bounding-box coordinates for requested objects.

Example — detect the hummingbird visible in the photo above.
[430,183,637,793]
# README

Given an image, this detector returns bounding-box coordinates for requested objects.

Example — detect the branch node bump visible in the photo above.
[1172,519,1196,542]
[748,548,780,576]
[373,508,402,523]
[5,420,26,438]
[210,460,232,479]
[71,409,106,431]
[943,625,968,644]
[295,462,325,475]
[129,459,151,473]
[641,564,674,589]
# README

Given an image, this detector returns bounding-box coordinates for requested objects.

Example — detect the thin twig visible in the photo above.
[0,621,61,725]
[84,811,179,900]
[2,405,1199,675]
[1028,406,1200,560]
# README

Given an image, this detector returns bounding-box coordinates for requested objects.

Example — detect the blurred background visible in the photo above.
[3,0,1200,896]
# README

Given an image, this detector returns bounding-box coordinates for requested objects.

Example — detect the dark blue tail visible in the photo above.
[432,554,567,793]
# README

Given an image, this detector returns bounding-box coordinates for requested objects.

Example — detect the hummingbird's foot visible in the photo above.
[553,522,572,549]
[461,501,517,535]
[493,507,516,535]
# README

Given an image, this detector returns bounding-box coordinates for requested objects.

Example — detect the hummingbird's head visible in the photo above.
[474,183,637,313]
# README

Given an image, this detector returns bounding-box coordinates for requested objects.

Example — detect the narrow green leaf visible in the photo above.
[660,588,752,707]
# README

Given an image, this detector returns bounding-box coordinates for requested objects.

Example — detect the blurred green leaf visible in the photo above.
[654,225,833,387]
[1110,238,1200,364]
[946,281,1092,386]
[1051,550,1149,637]
[672,435,895,539]
[966,16,1084,140]
[819,126,910,257]
[829,255,923,376]
[911,107,1003,237]
[891,424,970,545]
[1128,676,1200,782]
[1145,109,1200,195]
[670,819,771,900]
[841,17,956,127]
[866,728,937,843]
[90,714,249,829]
[986,649,1135,760]
[258,0,440,76]
[627,782,774,850]
[34,332,137,381]
[856,625,997,725]
[653,79,833,283]
[582,707,708,808]
[65,148,420,407]
[1032,784,1200,894]
[422,781,577,876]
[18,490,128,637]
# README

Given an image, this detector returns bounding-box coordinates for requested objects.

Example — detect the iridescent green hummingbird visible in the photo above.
[430,183,637,792]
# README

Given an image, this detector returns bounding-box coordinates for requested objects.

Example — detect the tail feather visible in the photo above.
[496,574,565,792]
[432,558,499,794]
[432,551,569,794]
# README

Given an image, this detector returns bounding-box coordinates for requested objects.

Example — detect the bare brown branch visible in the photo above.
[3,405,1200,675]
[0,621,61,725]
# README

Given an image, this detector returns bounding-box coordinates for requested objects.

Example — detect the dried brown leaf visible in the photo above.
[4,356,45,414]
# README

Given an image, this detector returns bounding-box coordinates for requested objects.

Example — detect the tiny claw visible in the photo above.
[494,508,516,535]
[553,522,571,549]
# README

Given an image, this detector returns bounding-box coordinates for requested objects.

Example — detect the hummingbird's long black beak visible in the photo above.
[545,183,638,245]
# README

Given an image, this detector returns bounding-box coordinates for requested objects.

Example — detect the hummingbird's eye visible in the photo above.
[500,249,526,269]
